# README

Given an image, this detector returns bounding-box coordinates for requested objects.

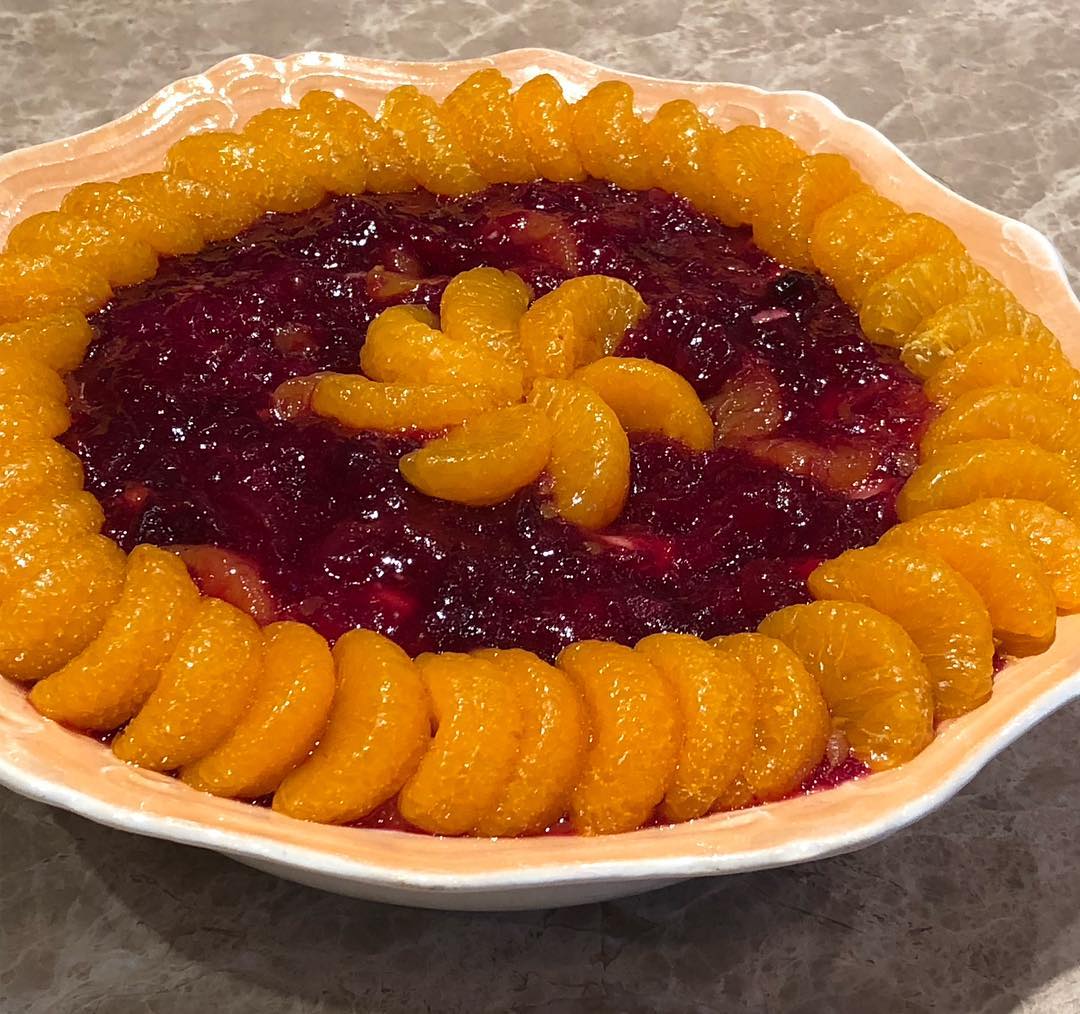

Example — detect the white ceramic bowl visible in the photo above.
[1,50,1078,911]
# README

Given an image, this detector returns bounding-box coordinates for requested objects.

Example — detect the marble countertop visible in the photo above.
[1,2,1078,1011]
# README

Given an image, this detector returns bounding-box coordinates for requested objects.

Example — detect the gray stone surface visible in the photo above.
[0,2,1078,1011]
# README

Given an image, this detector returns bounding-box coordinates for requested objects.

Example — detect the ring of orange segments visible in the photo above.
[0,67,1076,839]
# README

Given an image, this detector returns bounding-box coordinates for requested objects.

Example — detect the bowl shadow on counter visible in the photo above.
[60,703,1080,1014]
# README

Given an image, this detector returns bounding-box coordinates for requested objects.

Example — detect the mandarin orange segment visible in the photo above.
[0,534,126,682]
[635,633,755,822]
[173,544,277,626]
[0,492,104,600]
[292,94,370,193]
[709,361,784,443]
[841,214,967,305]
[897,439,1080,522]
[181,621,336,798]
[901,294,1057,379]
[28,545,201,730]
[269,374,327,423]
[880,507,1057,656]
[573,356,714,451]
[808,190,904,304]
[809,545,994,721]
[472,648,589,836]
[273,629,430,824]
[741,435,881,494]
[0,312,93,373]
[518,275,647,379]
[122,171,260,245]
[6,211,159,289]
[571,81,653,191]
[558,640,682,835]
[85,172,213,244]
[238,105,303,140]
[300,90,416,194]
[925,292,1056,348]
[0,367,69,440]
[707,125,806,227]
[758,601,935,770]
[967,498,1080,612]
[357,302,448,358]
[0,392,69,441]
[527,377,630,529]
[0,253,111,324]
[212,126,329,213]
[439,267,532,370]
[510,74,586,183]
[308,374,501,433]
[923,336,1080,407]
[399,403,552,507]
[398,652,523,835]
[643,100,718,205]
[441,69,537,184]
[244,104,367,196]
[0,351,67,402]
[366,266,428,302]
[0,490,102,536]
[0,438,84,515]
[711,633,830,806]
[243,107,348,189]
[378,86,485,197]
[921,387,1080,461]
[60,180,205,256]
[858,252,1009,347]
[751,153,866,270]
[360,303,524,402]
[166,131,325,216]
[112,597,262,770]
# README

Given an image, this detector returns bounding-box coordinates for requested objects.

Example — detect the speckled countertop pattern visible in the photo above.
[0,2,1078,1012]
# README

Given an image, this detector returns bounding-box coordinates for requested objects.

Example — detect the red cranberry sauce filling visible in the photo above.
[65,180,929,660]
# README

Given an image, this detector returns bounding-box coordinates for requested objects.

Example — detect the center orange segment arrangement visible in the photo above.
[3,67,1079,836]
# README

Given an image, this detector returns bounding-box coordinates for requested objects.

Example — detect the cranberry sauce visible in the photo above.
[66,180,929,659]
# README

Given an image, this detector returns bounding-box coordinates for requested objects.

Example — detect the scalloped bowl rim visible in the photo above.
[1,49,1078,908]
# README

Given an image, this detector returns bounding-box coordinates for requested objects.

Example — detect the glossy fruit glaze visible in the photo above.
[65,179,930,660]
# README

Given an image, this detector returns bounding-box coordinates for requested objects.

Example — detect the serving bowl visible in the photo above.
[1,49,1078,912]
